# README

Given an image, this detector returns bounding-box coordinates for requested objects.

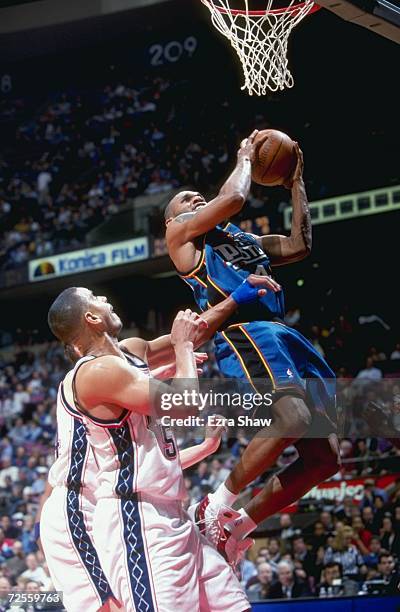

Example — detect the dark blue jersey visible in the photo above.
[178,222,285,326]
[176,221,336,427]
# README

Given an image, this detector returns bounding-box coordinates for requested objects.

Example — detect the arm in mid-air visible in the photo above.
[150,352,208,380]
[76,311,201,419]
[165,131,258,247]
[256,144,312,266]
[179,417,226,469]
[121,275,279,369]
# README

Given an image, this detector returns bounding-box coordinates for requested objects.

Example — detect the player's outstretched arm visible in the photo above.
[257,144,312,266]
[76,311,202,418]
[179,416,226,469]
[150,352,208,380]
[166,130,258,246]
[130,275,279,369]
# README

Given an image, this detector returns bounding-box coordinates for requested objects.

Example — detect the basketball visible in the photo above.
[251,129,297,186]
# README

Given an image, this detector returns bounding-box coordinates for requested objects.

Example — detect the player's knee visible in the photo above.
[322,435,341,476]
[310,436,341,480]
[273,396,312,438]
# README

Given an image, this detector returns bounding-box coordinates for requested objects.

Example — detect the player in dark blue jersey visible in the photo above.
[165,130,340,560]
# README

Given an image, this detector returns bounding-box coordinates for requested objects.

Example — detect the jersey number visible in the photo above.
[254,264,270,276]
[146,417,177,460]
[160,424,177,460]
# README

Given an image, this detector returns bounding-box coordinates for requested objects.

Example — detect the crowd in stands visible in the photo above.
[0,73,250,270]
[1,53,400,609]
[1,50,398,273]
[1,297,400,606]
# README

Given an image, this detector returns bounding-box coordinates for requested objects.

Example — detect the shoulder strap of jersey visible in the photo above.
[219,221,242,235]
[59,356,96,418]
[69,355,129,427]
[120,345,150,374]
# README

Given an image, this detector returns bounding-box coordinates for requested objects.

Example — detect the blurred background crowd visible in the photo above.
[1,0,400,607]
[1,304,400,604]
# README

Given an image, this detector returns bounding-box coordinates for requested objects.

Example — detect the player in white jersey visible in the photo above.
[39,355,223,612]
[45,280,276,611]
[39,396,119,612]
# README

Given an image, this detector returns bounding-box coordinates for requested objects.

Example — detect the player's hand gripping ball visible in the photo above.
[251,129,297,187]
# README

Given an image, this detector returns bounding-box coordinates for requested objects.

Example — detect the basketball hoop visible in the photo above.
[201,0,319,95]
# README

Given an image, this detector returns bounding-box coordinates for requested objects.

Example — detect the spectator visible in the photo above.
[20,517,37,554]
[21,553,48,585]
[7,418,28,447]
[0,515,20,540]
[31,468,47,496]
[360,480,377,510]
[390,344,400,360]
[324,526,364,577]
[0,458,19,487]
[0,576,12,609]
[373,495,388,530]
[37,168,52,202]
[292,535,317,578]
[269,560,309,599]
[376,552,395,582]
[4,540,27,581]
[26,579,42,592]
[236,552,257,589]
[266,538,281,571]
[190,461,210,488]
[380,516,400,555]
[334,495,355,522]
[316,562,343,597]
[351,516,373,552]
[363,536,383,567]
[11,383,30,417]
[246,562,274,600]
[279,514,297,547]
[256,546,270,561]
[310,521,328,552]
[362,506,378,535]
[0,438,13,464]
[355,358,383,383]
[320,511,334,534]
[0,528,13,562]
[207,459,230,490]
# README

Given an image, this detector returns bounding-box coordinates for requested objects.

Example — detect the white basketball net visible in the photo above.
[201,0,315,95]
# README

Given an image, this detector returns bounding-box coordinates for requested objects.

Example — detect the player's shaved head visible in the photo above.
[48,287,91,344]
[164,199,174,220]
[165,191,207,225]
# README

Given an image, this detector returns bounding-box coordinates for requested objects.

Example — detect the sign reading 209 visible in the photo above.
[149,37,198,66]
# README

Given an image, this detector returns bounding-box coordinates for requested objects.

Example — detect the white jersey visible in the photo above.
[61,347,186,502]
[44,366,114,611]
[48,347,249,612]
[48,381,97,502]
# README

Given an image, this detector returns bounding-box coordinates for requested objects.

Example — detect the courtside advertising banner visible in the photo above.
[28,237,149,282]
[258,473,400,513]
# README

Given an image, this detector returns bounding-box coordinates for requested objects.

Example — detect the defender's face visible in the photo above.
[169,191,207,219]
[77,288,122,336]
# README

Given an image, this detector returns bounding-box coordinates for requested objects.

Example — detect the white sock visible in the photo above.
[227,508,257,540]
[209,483,238,508]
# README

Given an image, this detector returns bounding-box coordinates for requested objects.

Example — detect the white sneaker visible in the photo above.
[225,534,254,566]
[189,495,249,564]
